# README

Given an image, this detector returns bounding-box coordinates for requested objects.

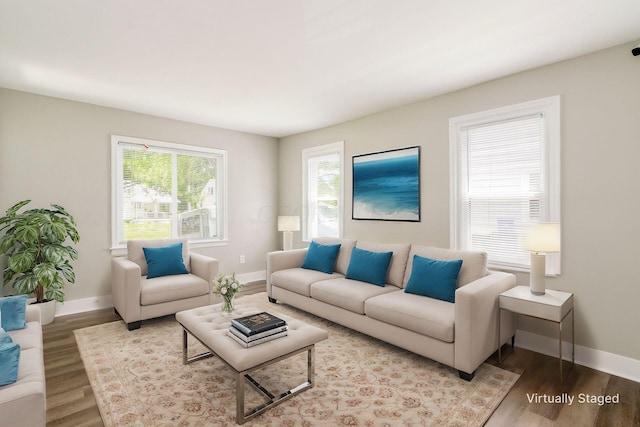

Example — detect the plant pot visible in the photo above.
[34,300,57,325]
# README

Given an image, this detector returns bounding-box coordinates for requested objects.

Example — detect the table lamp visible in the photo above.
[523,222,560,295]
[278,216,300,251]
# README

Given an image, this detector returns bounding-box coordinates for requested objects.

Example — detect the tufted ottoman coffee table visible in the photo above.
[176,303,328,424]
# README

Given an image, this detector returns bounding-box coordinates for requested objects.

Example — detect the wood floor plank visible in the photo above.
[42,289,639,427]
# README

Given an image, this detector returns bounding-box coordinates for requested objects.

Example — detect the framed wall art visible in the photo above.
[352,146,420,221]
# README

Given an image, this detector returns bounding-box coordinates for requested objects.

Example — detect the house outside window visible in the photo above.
[449,96,560,273]
[111,135,227,249]
[302,141,344,241]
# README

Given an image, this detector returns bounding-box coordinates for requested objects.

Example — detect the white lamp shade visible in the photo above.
[277,216,300,232]
[524,222,561,253]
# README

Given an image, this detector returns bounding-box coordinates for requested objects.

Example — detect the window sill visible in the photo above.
[110,239,229,257]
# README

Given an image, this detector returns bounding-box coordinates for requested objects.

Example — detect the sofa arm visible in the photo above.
[266,248,308,296]
[25,304,41,324]
[190,253,219,301]
[454,271,516,375]
[111,257,142,324]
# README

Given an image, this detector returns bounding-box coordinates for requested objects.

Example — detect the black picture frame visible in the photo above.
[352,146,420,222]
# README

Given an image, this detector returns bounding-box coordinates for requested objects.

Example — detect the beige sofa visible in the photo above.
[266,237,517,380]
[111,238,219,330]
[0,304,46,427]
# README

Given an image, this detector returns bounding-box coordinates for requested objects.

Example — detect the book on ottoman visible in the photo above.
[227,327,288,347]
[229,324,288,342]
[231,312,287,336]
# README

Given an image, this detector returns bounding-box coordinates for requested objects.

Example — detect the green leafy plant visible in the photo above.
[0,200,80,303]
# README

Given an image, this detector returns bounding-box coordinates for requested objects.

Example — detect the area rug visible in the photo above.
[74,292,519,426]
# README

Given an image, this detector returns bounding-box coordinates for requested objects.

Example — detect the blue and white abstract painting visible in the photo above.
[352,146,420,221]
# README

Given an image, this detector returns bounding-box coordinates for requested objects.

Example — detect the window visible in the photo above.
[111,135,227,249]
[450,96,560,273]
[302,141,344,241]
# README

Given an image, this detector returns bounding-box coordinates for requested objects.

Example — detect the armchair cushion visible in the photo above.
[142,242,189,279]
[140,274,210,306]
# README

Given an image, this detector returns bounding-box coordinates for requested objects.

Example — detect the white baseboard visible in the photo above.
[515,329,640,383]
[235,270,266,285]
[56,294,114,317]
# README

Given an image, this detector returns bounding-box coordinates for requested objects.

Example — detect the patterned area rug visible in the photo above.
[74,292,519,426]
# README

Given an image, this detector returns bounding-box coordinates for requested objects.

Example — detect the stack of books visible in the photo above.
[228,312,288,348]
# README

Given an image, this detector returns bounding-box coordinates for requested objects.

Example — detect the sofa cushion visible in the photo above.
[143,242,189,279]
[302,241,341,274]
[313,237,357,275]
[128,238,190,276]
[0,295,28,331]
[346,247,392,286]
[404,255,463,303]
[140,274,209,306]
[7,321,42,351]
[0,341,20,385]
[270,268,344,297]
[310,278,399,314]
[404,245,487,288]
[6,346,45,391]
[356,241,411,287]
[365,291,455,343]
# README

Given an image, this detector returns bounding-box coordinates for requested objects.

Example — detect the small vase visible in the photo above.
[221,295,235,317]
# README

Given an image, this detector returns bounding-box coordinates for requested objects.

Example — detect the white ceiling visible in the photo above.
[1,1,639,138]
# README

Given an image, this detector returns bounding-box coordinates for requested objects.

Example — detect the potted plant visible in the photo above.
[0,200,80,324]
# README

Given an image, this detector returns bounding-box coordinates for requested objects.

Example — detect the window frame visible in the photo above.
[449,96,561,273]
[301,141,344,242]
[110,135,228,251]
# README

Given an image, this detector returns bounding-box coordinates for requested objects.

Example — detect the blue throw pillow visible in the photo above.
[0,295,28,331]
[404,255,463,303]
[0,328,12,345]
[0,341,21,386]
[301,241,341,274]
[142,243,189,279]
[346,247,393,287]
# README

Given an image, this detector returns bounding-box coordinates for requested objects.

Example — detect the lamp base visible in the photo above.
[530,252,546,295]
[282,231,293,251]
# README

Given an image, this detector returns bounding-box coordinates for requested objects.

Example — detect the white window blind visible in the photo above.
[450,97,560,273]
[302,142,344,241]
[111,135,227,249]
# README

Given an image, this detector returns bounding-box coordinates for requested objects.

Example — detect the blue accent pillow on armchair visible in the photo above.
[142,243,189,279]
[0,294,28,331]
[301,241,342,274]
[404,255,463,303]
[346,247,392,286]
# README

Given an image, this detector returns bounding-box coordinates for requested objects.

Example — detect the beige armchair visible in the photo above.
[111,238,219,330]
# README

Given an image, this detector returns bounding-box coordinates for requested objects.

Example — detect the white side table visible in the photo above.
[499,285,574,385]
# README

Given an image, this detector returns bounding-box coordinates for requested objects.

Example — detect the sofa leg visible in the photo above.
[458,370,475,381]
[126,321,141,331]
[268,297,277,304]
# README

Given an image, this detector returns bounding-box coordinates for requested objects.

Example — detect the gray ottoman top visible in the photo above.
[176,304,328,372]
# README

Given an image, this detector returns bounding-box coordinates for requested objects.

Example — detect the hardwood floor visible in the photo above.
[43,301,639,426]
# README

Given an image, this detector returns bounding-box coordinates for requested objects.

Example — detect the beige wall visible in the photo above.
[279,42,640,361]
[0,88,279,301]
